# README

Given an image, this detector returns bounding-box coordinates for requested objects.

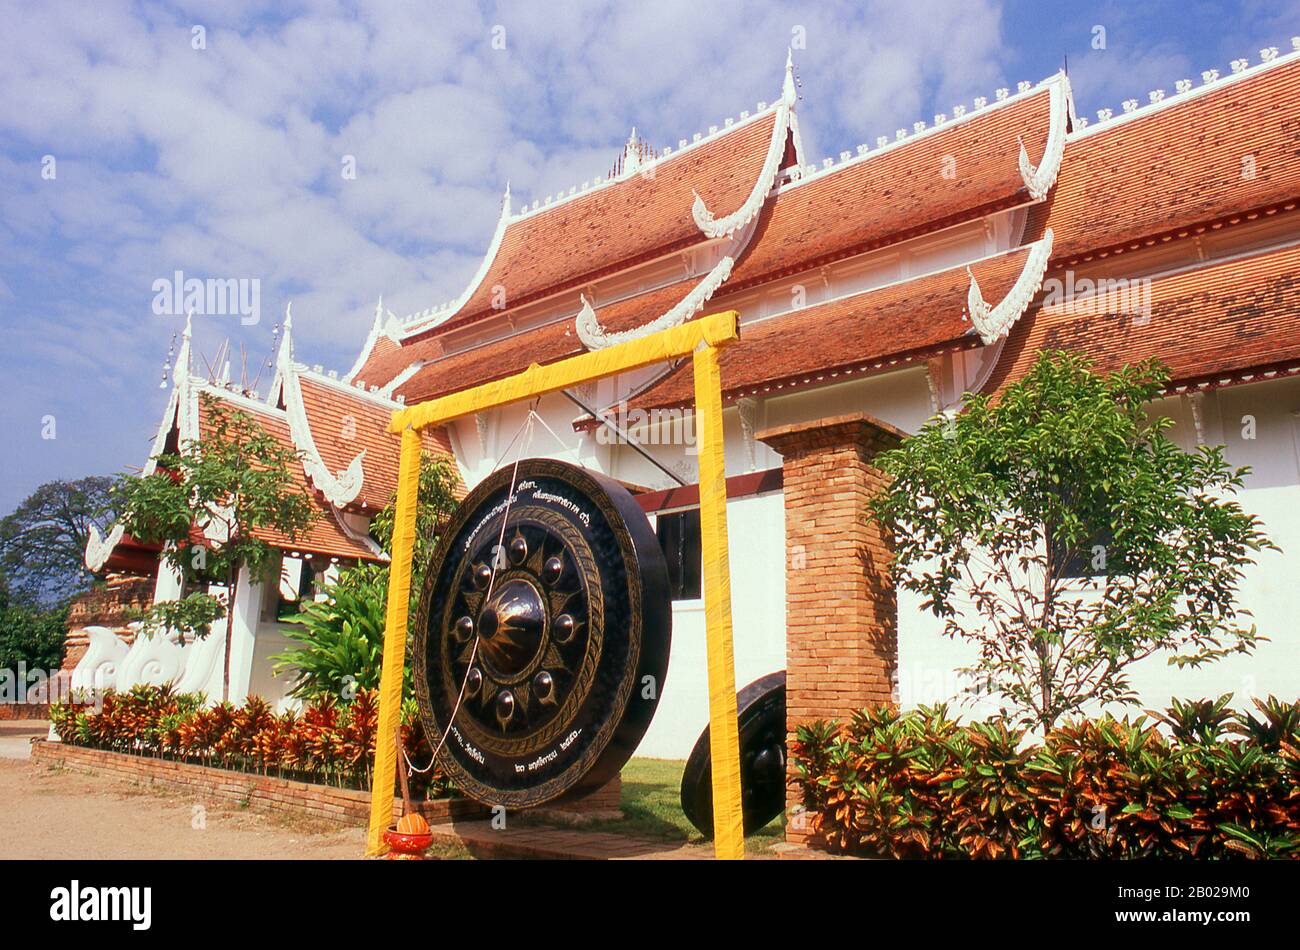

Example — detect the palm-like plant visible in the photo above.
[273,565,396,700]
[1149,693,1237,744]
[1230,696,1300,752]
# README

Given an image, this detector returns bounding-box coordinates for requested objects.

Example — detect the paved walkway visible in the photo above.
[0,720,47,760]
[426,818,715,859]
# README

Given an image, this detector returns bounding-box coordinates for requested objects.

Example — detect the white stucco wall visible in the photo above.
[637,490,787,758]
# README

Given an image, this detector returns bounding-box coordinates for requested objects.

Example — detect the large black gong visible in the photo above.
[681,670,787,838]
[413,459,671,808]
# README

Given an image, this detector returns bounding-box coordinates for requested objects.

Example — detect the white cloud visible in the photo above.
[0,0,1036,509]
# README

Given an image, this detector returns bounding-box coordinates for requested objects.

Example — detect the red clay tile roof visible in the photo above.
[985,242,1300,394]
[196,394,383,561]
[392,274,726,405]
[405,109,783,340]
[295,375,457,512]
[630,246,1036,410]
[724,87,1054,290]
[350,333,402,388]
[353,325,449,392]
[1032,58,1300,263]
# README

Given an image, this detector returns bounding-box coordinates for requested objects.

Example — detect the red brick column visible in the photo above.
[757,412,904,845]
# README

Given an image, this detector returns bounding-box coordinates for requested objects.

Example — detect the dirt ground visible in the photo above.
[0,721,394,859]
[0,756,377,859]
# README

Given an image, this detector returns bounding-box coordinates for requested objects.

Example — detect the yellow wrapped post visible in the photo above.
[366,425,423,856]
[692,342,744,860]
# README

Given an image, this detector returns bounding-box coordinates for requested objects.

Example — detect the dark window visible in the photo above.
[657,508,702,601]
[276,558,314,619]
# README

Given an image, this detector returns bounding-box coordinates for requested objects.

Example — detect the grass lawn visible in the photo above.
[550,757,786,854]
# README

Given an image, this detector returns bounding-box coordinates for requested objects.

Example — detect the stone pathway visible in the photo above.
[425,818,715,859]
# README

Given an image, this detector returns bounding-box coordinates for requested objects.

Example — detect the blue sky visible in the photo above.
[1,0,1295,514]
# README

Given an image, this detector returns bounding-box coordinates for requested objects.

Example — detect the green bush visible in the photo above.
[50,684,454,798]
[0,602,68,671]
[273,565,393,701]
[791,699,1300,859]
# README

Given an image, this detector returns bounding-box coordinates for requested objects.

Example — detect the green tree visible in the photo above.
[114,393,317,700]
[274,452,460,701]
[0,477,117,607]
[0,572,68,671]
[871,351,1274,731]
[368,451,461,570]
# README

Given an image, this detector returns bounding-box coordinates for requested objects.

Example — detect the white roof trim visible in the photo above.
[398,186,514,337]
[343,296,402,384]
[691,55,797,238]
[84,522,128,573]
[86,313,194,572]
[966,228,1054,344]
[378,362,423,399]
[1069,40,1300,141]
[508,103,782,225]
[1018,74,1069,200]
[298,362,405,409]
[774,73,1062,196]
[277,316,367,508]
[575,255,735,350]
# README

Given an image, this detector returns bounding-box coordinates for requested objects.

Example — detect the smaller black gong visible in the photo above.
[680,670,786,838]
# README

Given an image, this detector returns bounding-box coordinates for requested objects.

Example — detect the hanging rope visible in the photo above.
[401,400,542,777]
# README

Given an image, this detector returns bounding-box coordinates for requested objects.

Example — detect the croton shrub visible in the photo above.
[49,685,453,798]
[791,698,1300,859]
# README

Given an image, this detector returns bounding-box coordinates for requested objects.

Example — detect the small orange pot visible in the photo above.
[383,827,434,860]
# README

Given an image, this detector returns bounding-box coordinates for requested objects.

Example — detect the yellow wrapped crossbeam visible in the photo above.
[389,310,739,433]
[368,310,745,860]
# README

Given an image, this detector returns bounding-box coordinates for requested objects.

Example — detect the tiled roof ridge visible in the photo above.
[393,89,790,338]
[1070,36,1300,138]
[774,71,1067,194]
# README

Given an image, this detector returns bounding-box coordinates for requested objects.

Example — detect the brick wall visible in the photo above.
[62,574,153,673]
[30,740,488,828]
[0,703,50,721]
[537,776,623,822]
[66,574,153,628]
[758,412,904,846]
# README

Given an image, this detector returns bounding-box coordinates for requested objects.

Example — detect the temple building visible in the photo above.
[81,43,1300,793]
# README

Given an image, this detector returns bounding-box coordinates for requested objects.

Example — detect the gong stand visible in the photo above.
[366,310,748,860]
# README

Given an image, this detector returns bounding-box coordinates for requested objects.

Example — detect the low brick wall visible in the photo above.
[0,703,49,721]
[30,740,488,827]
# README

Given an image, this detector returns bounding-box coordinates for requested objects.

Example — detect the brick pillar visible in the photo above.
[757,412,904,846]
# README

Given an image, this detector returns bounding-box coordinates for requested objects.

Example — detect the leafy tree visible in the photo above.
[135,591,229,641]
[872,351,1274,731]
[0,571,68,671]
[368,451,462,570]
[0,477,117,607]
[274,452,460,701]
[114,393,317,700]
